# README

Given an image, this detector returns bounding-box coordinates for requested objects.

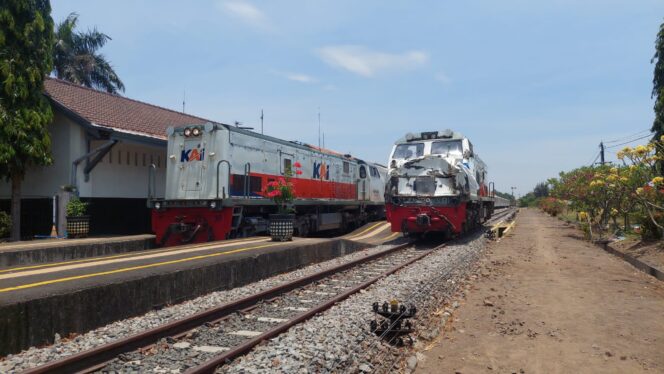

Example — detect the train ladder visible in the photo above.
[230,206,244,237]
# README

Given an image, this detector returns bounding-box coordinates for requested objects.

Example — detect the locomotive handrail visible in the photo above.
[244,163,251,198]
[147,163,157,201]
[216,160,231,199]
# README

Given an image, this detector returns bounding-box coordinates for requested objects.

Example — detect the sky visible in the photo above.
[52,0,664,196]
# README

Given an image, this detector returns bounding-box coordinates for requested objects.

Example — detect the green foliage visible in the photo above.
[652,20,664,140]
[518,192,539,207]
[0,211,11,238]
[66,197,88,217]
[53,12,124,94]
[0,0,55,180]
[533,181,549,198]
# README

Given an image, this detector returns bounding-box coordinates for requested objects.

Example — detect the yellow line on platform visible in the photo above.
[0,236,265,275]
[351,223,391,241]
[0,242,285,293]
[344,221,385,240]
[374,231,399,243]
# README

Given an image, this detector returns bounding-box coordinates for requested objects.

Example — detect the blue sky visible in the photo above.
[52,0,664,196]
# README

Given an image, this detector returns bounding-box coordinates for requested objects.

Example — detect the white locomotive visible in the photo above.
[150,123,386,246]
[385,130,496,236]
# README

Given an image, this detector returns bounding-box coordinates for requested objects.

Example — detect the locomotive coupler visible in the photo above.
[415,214,430,226]
[370,300,417,346]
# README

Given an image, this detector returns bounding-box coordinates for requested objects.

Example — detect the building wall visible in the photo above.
[86,140,166,198]
[0,111,77,199]
[0,106,167,237]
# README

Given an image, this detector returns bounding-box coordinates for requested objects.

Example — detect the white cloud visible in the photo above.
[219,0,267,27]
[316,45,428,77]
[434,72,451,85]
[285,73,316,83]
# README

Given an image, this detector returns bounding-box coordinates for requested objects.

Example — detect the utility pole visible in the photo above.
[260,109,264,135]
[511,186,517,200]
[599,141,605,165]
[182,89,186,113]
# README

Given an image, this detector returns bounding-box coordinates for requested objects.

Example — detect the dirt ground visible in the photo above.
[611,236,664,275]
[416,208,664,374]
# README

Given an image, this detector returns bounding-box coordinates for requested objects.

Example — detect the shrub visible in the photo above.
[66,198,88,217]
[0,211,11,238]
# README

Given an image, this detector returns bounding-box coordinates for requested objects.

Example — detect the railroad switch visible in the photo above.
[370,300,417,346]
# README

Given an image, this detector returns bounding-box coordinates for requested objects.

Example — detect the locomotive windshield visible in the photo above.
[393,143,424,159]
[431,140,462,155]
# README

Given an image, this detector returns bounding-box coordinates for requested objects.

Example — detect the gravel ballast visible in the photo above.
[0,243,401,373]
[220,232,486,374]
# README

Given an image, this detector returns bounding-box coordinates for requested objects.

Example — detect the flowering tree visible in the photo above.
[264,162,299,214]
[548,136,664,239]
[616,138,664,237]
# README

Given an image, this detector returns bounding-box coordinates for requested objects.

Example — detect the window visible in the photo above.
[283,158,292,175]
[393,143,424,159]
[150,154,154,166]
[370,167,379,177]
[135,152,138,166]
[231,174,262,195]
[359,165,367,179]
[431,140,462,155]
[343,161,350,174]
[118,150,122,165]
[126,151,130,165]
[142,153,146,167]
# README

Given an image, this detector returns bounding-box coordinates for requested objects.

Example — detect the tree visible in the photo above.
[53,13,124,94]
[533,181,549,198]
[653,20,664,140]
[0,0,55,241]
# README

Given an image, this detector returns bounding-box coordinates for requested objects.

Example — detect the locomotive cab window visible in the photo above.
[393,143,424,159]
[431,140,462,155]
[283,158,292,175]
[359,165,367,179]
[343,161,350,174]
[370,166,379,177]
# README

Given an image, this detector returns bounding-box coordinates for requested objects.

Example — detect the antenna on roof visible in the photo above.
[322,131,325,149]
[318,107,321,149]
[260,109,264,135]
[182,89,186,113]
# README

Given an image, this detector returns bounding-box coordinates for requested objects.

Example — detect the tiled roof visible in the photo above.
[43,77,214,140]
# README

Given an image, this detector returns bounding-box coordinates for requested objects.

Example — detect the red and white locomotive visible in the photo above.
[385,130,496,237]
[150,122,386,246]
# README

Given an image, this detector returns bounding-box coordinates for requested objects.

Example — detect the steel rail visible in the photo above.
[23,241,413,374]
[186,244,442,374]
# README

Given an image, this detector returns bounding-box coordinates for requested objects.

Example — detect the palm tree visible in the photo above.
[53,13,125,94]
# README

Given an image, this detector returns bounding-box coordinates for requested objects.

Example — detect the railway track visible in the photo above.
[23,240,446,374]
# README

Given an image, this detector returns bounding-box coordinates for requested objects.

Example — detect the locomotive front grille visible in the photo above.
[414,176,436,196]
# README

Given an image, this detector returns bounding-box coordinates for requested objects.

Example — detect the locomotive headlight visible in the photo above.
[192,127,201,137]
[183,127,192,137]
[210,201,217,209]
[155,202,161,210]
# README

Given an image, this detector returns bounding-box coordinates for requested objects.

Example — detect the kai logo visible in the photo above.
[181,145,205,162]
[312,162,330,180]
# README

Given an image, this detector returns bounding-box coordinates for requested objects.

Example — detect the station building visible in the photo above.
[0,78,217,238]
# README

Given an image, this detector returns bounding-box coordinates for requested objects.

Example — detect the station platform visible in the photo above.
[0,221,398,356]
[0,234,155,267]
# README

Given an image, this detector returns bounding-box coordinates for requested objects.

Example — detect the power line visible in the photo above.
[605,134,652,149]
[603,129,651,144]
[587,150,600,166]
